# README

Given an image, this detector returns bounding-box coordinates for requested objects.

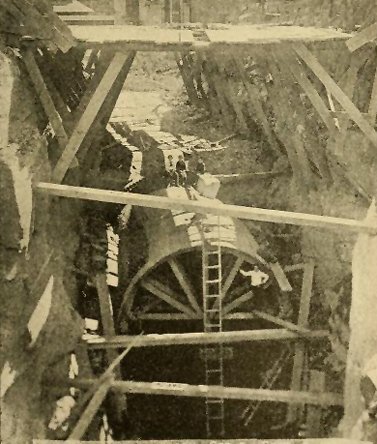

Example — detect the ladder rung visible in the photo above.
[205,294,221,298]
[205,308,220,313]
[207,265,220,269]
[206,279,221,284]
[207,368,222,373]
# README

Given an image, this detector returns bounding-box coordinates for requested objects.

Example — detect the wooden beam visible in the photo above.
[269,262,292,292]
[68,376,113,440]
[85,329,328,349]
[35,438,370,444]
[281,50,338,136]
[294,43,377,149]
[287,261,315,422]
[175,53,201,106]
[211,53,249,134]
[52,52,129,183]
[95,273,116,336]
[200,53,234,130]
[368,65,377,125]
[168,258,202,315]
[222,256,243,295]
[253,310,310,334]
[222,291,254,316]
[141,279,198,317]
[23,50,69,148]
[69,379,344,406]
[346,22,377,52]
[306,370,326,438]
[232,54,281,155]
[136,313,200,321]
[36,183,377,235]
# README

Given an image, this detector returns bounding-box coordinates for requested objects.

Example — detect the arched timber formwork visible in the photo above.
[118,186,281,322]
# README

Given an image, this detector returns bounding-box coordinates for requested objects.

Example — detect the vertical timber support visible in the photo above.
[287,261,315,422]
[94,274,127,423]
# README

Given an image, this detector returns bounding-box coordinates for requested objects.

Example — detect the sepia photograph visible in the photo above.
[0,1,377,443]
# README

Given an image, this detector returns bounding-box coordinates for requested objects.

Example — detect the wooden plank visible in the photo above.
[95,273,116,336]
[222,291,254,316]
[368,65,377,125]
[232,54,281,155]
[211,52,249,133]
[141,279,198,317]
[222,257,244,296]
[287,261,315,422]
[269,262,292,292]
[306,370,326,438]
[52,52,128,183]
[175,53,201,106]
[168,258,202,315]
[253,310,310,334]
[294,43,377,149]
[281,50,338,136]
[346,22,377,52]
[23,50,68,148]
[137,313,200,321]
[36,182,377,235]
[78,51,136,170]
[68,376,112,440]
[85,329,328,349]
[35,438,369,444]
[69,379,344,406]
[200,52,234,129]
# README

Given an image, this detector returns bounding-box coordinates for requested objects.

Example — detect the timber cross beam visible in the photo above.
[84,329,329,349]
[36,182,377,235]
[64,379,344,406]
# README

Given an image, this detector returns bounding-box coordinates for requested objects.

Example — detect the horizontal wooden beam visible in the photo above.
[36,183,377,234]
[68,379,344,406]
[33,439,369,444]
[346,22,377,52]
[85,329,328,349]
[34,439,368,444]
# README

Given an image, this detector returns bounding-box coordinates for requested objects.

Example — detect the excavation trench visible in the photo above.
[1,42,376,443]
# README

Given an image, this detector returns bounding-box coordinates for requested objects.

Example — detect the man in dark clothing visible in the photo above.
[176,154,187,187]
[165,154,177,187]
[196,157,206,175]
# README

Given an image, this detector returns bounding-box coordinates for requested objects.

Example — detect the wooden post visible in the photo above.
[306,370,326,437]
[175,53,201,106]
[287,261,315,422]
[231,53,281,156]
[94,274,126,421]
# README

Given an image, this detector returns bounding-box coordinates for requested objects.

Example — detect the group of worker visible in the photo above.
[165,153,206,188]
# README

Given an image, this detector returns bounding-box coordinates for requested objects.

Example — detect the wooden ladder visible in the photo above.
[202,217,225,437]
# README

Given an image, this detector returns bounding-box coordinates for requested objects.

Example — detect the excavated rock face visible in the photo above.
[0,50,83,444]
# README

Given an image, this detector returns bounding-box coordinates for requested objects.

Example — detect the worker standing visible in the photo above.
[165,154,177,187]
[176,154,187,187]
[196,157,206,175]
[240,265,270,287]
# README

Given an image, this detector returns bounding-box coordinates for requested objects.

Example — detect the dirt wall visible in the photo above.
[0,49,83,444]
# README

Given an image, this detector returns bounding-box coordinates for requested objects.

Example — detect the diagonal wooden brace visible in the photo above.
[294,43,377,150]
[52,52,131,183]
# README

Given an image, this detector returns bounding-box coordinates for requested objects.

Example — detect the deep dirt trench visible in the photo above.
[1,49,376,443]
